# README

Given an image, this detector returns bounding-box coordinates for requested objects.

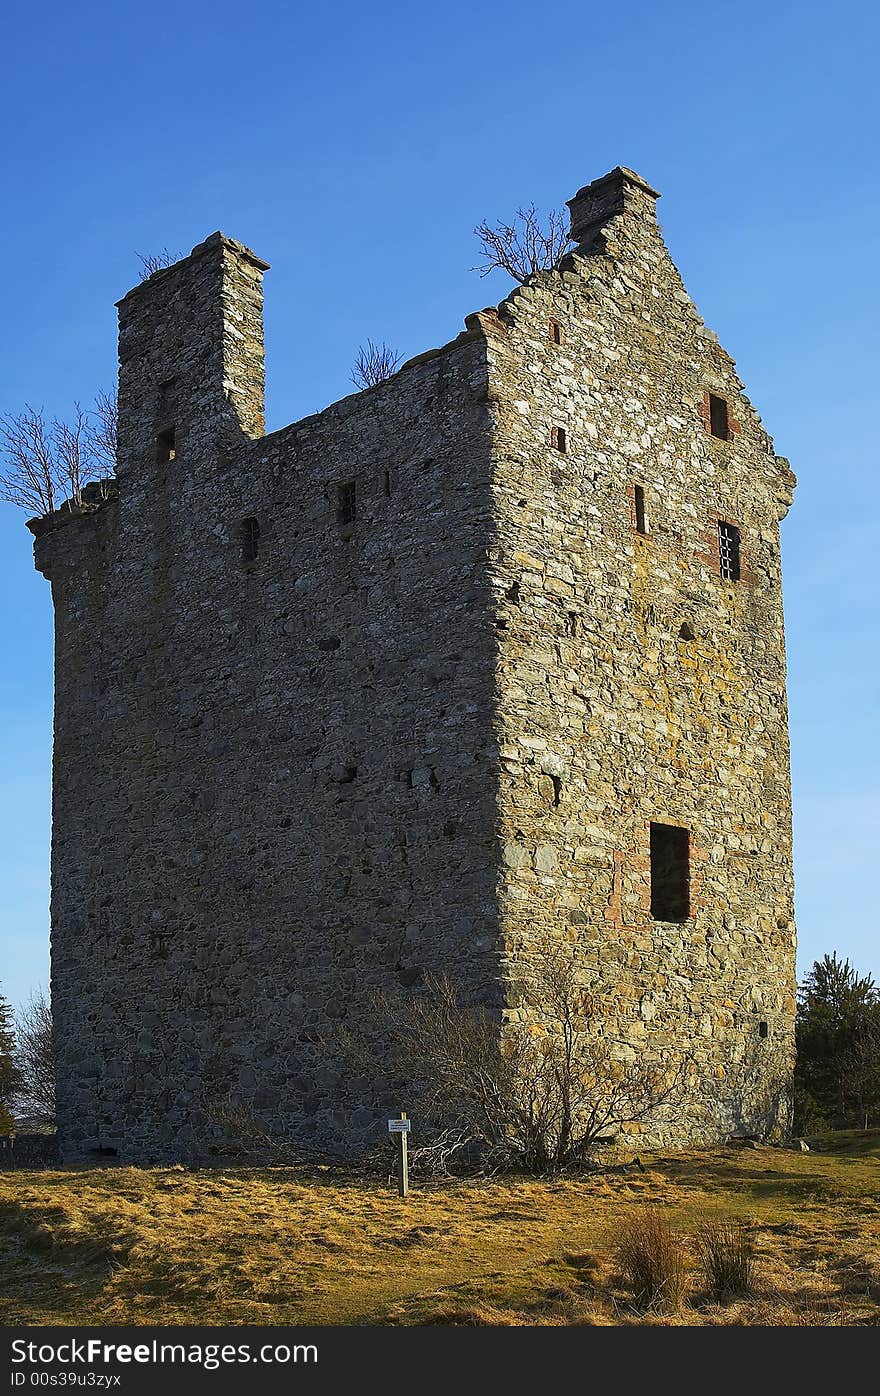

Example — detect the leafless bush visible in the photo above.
[13,989,55,1129]
[137,248,178,281]
[697,1218,755,1300]
[473,204,573,284]
[0,393,117,517]
[350,952,691,1174]
[615,1209,688,1312]
[351,340,403,390]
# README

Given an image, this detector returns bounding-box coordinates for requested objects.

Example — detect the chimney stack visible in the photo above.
[566,167,660,246]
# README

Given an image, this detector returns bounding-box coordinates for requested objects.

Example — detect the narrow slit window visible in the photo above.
[156,427,176,463]
[549,319,563,345]
[383,469,392,498]
[718,521,741,581]
[551,425,567,453]
[650,822,690,922]
[634,484,648,535]
[337,480,357,526]
[240,516,260,564]
[708,393,729,441]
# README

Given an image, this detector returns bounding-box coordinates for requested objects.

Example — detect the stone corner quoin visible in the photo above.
[29,164,797,1163]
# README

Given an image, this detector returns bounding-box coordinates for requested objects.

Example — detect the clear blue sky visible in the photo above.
[1,0,878,1014]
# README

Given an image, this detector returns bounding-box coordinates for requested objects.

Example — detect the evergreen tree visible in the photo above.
[795,954,880,1132]
[0,987,18,1133]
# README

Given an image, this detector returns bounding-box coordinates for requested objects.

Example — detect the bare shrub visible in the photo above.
[13,989,55,1129]
[615,1209,688,1313]
[342,951,692,1175]
[697,1218,755,1300]
[473,204,573,285]
[137,249,178,281]
[351,340,403,390]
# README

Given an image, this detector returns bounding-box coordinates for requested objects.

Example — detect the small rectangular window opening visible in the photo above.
[634,484,648,535]
[708,393,729,441]
[549,319,563,345]
[759,1021,769,1039]
[718,521,741,582]
[551,426,567,453]
[156,427,176,463]
[383,469,392,498]
[240,516,260,564]
[337,480,357,526]
[650,822,690,922]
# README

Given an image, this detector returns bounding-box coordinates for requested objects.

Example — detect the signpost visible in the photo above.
[388,1112,410,1197]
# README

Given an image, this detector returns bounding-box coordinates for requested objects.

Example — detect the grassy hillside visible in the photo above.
[1,1133,879,1326]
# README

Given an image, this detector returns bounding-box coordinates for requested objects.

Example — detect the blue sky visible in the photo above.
[1,0,878,1013]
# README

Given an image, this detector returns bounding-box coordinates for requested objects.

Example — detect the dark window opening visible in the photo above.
[678,621,696,642]
[718,521,741,582]
[634,484,647,535]
[759,1021,769,1039]
[650,822,690,922]
[708,393,729,441]
[549,319,563,345]
[551,425,567,453]
[156,427,176,463]
[240,516,260,564]
[337,480,357,526]
[383,469,393,497]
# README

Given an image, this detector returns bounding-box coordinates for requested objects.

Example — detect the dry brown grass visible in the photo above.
[1,1132,879,1327]
[696,1217,755,1301]
[615,1208,688,1312]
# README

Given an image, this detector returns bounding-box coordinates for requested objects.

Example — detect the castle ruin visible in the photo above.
[30,167,797,1162]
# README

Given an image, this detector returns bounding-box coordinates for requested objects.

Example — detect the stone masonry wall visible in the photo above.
[31,168,797,1161]
[480,170,796,1145]
[34,239,502,1161]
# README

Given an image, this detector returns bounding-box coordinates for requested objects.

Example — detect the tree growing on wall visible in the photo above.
[0,989,19,1134]
[136,248,178,281]
[351,340,403,390]
[14,989,55,1129]
[0,393,117,516]
[473,204,573,285]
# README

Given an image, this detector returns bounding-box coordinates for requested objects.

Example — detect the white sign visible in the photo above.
[388,1119,411,1132]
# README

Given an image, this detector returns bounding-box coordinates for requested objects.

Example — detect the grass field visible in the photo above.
[1,1133,879,1326]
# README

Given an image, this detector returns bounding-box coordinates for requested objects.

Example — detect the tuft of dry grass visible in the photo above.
[697,1218,755,1301]
[614,1208,688,1312]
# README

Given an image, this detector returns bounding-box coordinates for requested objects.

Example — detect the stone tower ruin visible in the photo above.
[30,168,797,1162]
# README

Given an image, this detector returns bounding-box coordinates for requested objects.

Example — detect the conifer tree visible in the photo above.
[0,988,18,1133]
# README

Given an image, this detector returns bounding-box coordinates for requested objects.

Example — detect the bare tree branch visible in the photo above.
[351,340,403,390]
[473,204,573,285]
